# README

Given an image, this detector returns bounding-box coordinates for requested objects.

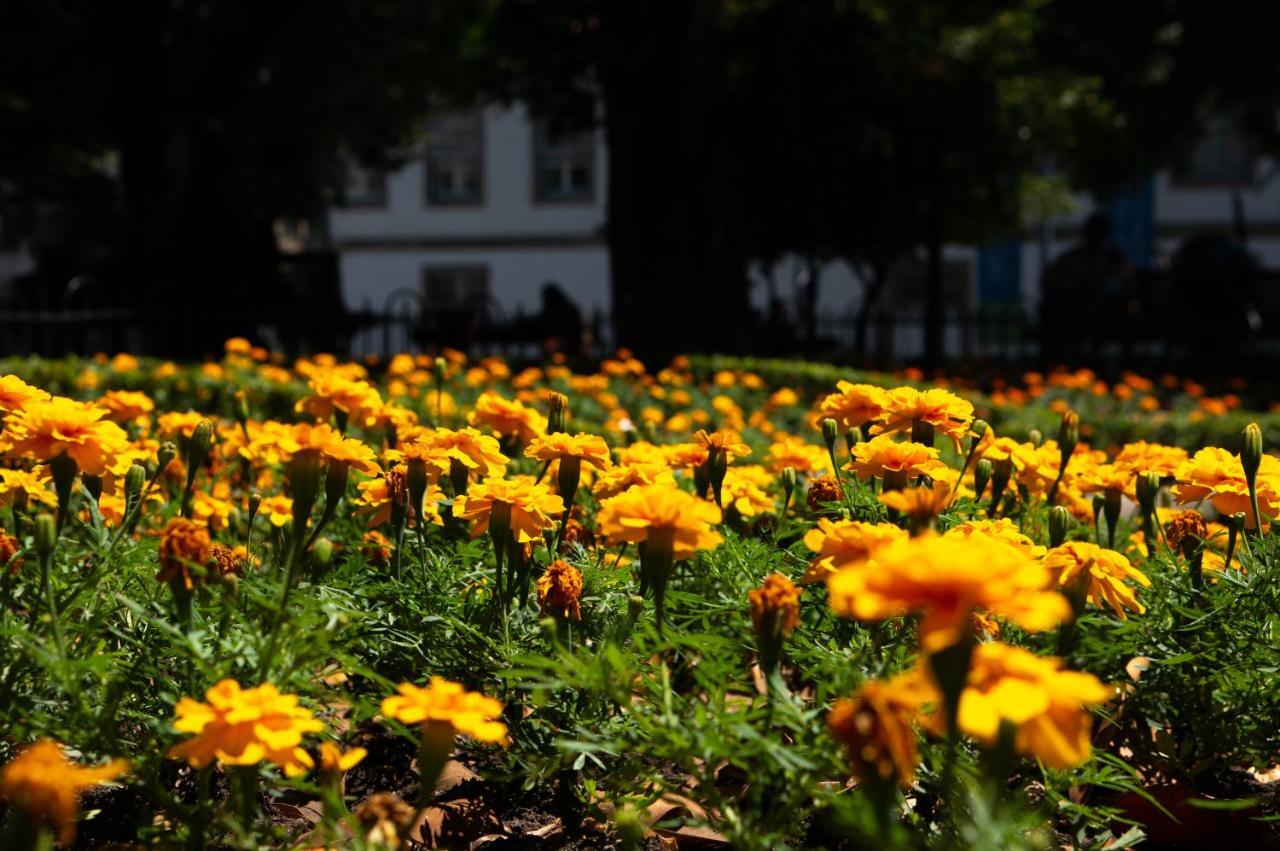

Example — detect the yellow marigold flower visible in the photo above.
[845,435,947,486]
[0,468,56,509]
[258,494,294,528]
[694,428,751,461]
[827,533,1070,651]
[524,432,611,469]
[597,482,723,558]
[285,423,380,476]
[828,670,934,785]
[96,390,155,423]
[2,396,130,476]
[155,410,207,440]
[0,374,51,412]
[592,463,675,500]
[454,477,564,543]
[406,427,508,483]
[944,518,1046,558]
[818,381,887,431]
[1173,447,1280,531]
[1045,542,1151,619]
[663,442,710,470]
[721,467,775,517]
[947,642,1112,769]
[381,677,508,744]
[537,559,584,621]
[1077,463,1134,499]
[748,573,802,637]
[872,387,974,451]
[766,434,831,475]
[1112,441,1188,477]
[801,519,906,582]
[317,742,367,773]
[168,680,323,776]
[879,480,951,520]
[156,517,214,591]
[0,740,128,844]
[978,436,1040,471]
[296,371,384,428]
[468,392,546,444]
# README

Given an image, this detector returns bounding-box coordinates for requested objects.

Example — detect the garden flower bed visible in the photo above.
[1,342,1279,849]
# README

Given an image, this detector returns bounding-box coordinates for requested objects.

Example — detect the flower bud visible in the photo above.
[821,418,839,453]
[1027,428,1043,448]
[970,419,990,441]
[289,450,324,529]
[157,441,178,474]
[1048,505,1071,548]
[247,491,262,523]
[124,463,147,515]
[1242,422,1263,484]
[310,537,334,568]
[780,466,797,511]
[406,457,429,521]
[1058,410,1079,454]
[973,459,992,502]
[548,391,569,435]
[187,420,215,471]
[234,390,251,429]
[1136,471,1161,517]
[35,513,57,558]
[433,356,447,384]
[708,449,728,507]
[988,457,1013,507]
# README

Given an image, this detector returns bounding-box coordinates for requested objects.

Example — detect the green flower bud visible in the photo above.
[548,391,569,435]
[35,513,57,558]
[820,418,839,452]
[970,419,990,440]
[1048,505,1071,548]
[780,466,797,510]
[973,459,993,502]
[157,441,178,474]
[433,356,447,384]
[1058,410,1079,454]
[187,420,215,470]
[289,450,324,529]
[1136,471,1161,516]
[1242,422,1263,484]
[310,537,334,568]
[247,491,262,522]
[124,463,146,515]
[1027,428,1043,448]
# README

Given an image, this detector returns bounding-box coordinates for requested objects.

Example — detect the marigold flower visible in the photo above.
[524,432,611,469]
[0,374,51,412]
[694,428,751,462]
[454,477,564,543]
[1173,447,1280,531]
[828,671,934,785]
[1165,508,1209,556]
[97,389,155,423]
[846,435,947,486]
[873,387,974,451]
[827,533,1070,650]
[596,482,723,559]
[537,559,584,621]
[468,392,546,444]
[258,494,294,528]
[317,742,367,773]
[402,427,508,483]
[381,677,508,744]
[592,462,675,500]
[156,517,214,591]
[286,423,380,477]
[0,740,128,844]
[805,474,842,512]
[943,642,1112,768]
[2,396,130,476]
[878,480,951,521]
[0,468,56,509]
[1045,542,1151,619]
[155,410,207,441]
[818,381,888,432]
[1077,463,1135,499]
[766,434,831,475]
[168,680,323,776]
[748,573,802,637]
[943,518,1046,558]
[802,519,906,582]
[296,371,384,428]
[1112,441,1188,478]
[721,467,776,517]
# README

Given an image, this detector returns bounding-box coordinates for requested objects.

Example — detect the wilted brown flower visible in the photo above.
[537,559,583,621]
[806,474,842,513]
[748,573,802,638]
[0,531,21,573]
[1165,509,1208,557]
[828,671,934,785]
[156,518,213,591]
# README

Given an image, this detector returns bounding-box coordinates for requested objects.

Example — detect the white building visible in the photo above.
[333,108,1279,356]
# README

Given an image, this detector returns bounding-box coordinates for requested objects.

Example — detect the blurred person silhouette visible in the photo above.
[533,282,586,359]
[1171,231,1259,359]
[1040,211,1132,361]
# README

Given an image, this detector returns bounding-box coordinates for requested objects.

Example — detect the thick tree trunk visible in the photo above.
[598,1,748,363]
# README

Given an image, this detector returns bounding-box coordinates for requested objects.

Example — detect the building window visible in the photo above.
[423,265,490,311]
[340,163,387,207]
[533,123,594,203]
[425,112,484,205]
[1173,116,1256,186]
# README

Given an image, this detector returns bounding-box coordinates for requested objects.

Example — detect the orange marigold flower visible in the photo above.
[96,390,155,423]
[525,432,611,469]
[454,477,564,543]
[1112,441,1188,478]
[1045,541,1151,619]
[0,468,56,509]
[537,560,584,621]
[404,427,508,483]
[1165,508,1209,556]
[827,533,1069,651]
[748,573,802,637]
[845,434,947,485]
[381,677,508,744]
[943,518,1046,558]
[828,670,934,785]
[168,680,323,776]
[802,519,906,582]
[285,423,380,476]
[817,381,888,431]
[296,371,384,428]
[694,428,751,461]
[592,462,675,500]
[942,642,1112,769]
[805,474,842,512]
[766,434,831,475]
[0,740,128,844]
[596,482,723,559]
[156,517,214,591]
[155,410,207,441]
[1077,463,1135,499]
[878,480,951,521]
[468,392,546,444]
[1,396,130,476]
[1173,447,1280,531]
[318,742,367,773]
[0,374,51,412]
[872,387,974,451]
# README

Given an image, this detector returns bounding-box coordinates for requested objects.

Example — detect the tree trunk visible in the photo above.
[923,191,945,368]
[853,261,890,357]
[598,1,748,363]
